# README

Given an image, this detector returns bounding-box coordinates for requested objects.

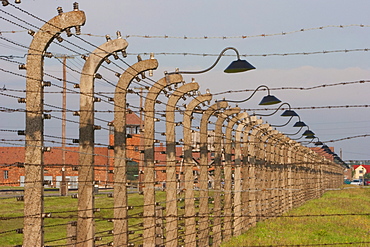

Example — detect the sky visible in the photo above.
[1,0,370,162]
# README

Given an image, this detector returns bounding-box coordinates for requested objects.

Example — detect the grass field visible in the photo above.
[221,186,370,246]
[1,186,370,246]
[0,190,154,246]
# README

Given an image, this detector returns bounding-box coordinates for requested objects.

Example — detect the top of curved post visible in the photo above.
[145,74,183,110]
[28,9,86,56]
[203,101,228,117]
[81,38,128,86]
[115,59,158,94]
[184,93,212,118]
[167,82,199,108]
[218,107,241,120]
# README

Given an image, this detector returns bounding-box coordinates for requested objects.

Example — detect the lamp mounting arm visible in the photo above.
[222,85,271,103]
[284,125,305,136]
[166,47,240,75]
[254,102,291,117]
[271,114,301,128]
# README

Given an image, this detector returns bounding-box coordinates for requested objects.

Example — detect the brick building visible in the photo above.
[0,146,109,188]
[1,111,338,188]
[0,111,143,188]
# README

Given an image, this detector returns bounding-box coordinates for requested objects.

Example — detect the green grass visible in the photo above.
[2,187,370,246]
[0,192,151,246]
[221,186,370,246]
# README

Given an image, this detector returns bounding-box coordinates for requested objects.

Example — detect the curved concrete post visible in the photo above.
[261,129,278,219]
[286,139,297,210]
[279,135,292,215]
[183,93,212,247]
[318,156,325,197]
[143,74,183,246]
[307,149,317,197]
[235,119,246,231]
[270,131,287,218]
[78,37,128,247]
[236,114,261,230]
[242,117,263,228]
[24,7,85,247]
[198,101,228,246]
[225,111,257,237]
[165,82,199,247]
[292,143,303,208]
[296,144,306,207]
[223,112,245,240]
[113,59,158,245]
[265,131,278,218]
[305,149,314,200]
[212,107,240,247]
[311,152,321,199]
[249,123,271,222]
[313,151,321,198]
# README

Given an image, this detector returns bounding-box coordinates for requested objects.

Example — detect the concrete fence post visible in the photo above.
[78,36,128,247]
[251,124,270,222]
[143,74,183,247]
[237,115,261,230]
[212,107,240,246]
[246,119,264,228]
[182,93,212,247]
[113,58,158,245]
[165,82,199,247]
[24,6,85,247]
[198,101,228,246]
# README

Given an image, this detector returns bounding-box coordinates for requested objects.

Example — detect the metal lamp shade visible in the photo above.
[322,145,331,151]
[281,110,298,117]
[314,141,323,146]
[293,121,307,127]
[224,59,256,73]
[302,130,315,136]
[259,95,281,105]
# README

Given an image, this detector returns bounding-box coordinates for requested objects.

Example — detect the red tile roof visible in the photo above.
[126,111,141,126]
[108,110,141,126]
[353,164,370,172]
[310,147,334,161]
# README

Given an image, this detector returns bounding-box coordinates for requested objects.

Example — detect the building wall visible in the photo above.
[0,147,109,187]
[353,165,368,180]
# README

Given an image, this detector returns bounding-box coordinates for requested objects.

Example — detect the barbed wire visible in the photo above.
[3,79,370,95]
[2,24,370,39]
[130,48,370,58]
[0,4,362,246]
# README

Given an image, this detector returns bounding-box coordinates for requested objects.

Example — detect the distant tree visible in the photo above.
[127,161,139,180]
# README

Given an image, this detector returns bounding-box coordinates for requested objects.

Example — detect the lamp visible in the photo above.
[314,138,323,146]
[271,103,300,127]
[293,121,307,127]
[305,135,315,139]
[302,130,315,137]
[165,47,255,75]
[281,110,298,117]
[259,95,281,105]
[288,125,312,139]
[253,102,289,118]
[222,85,281,105]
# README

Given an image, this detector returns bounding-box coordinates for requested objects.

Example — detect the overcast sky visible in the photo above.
[1,0,370,161]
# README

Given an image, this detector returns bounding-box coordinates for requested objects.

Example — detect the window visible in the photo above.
[4,170,8,179]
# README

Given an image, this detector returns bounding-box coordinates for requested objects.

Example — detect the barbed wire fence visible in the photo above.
[0,1,368,247]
